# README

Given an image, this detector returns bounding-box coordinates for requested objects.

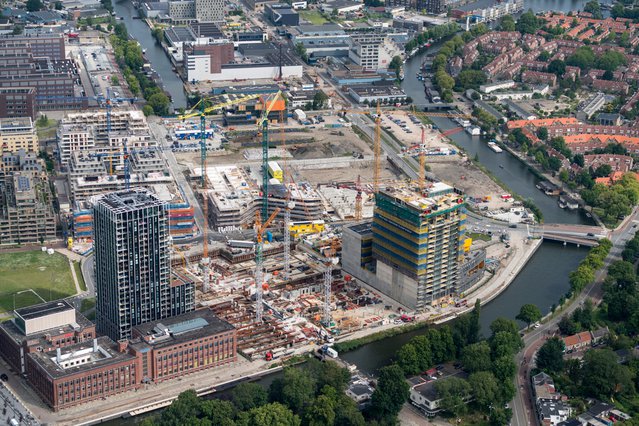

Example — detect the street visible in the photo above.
[511,208,639,426]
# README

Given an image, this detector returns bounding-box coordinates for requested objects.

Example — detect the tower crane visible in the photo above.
[322,239,339,326]
[280,110,293,281]
[255,90,284,220]
[178,93,262,293]
[354,175,363,221]
[254,207,281,323]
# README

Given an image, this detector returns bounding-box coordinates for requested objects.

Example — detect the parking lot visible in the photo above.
[70,44,124,100]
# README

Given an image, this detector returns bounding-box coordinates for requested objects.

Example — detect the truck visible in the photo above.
[268,161,283,181]
[321,345,338,358]
[293,109,307,122]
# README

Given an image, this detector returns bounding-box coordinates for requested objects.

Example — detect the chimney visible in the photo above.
[93,338,98,352]
[56,347,61,363]
[117,339,129,353]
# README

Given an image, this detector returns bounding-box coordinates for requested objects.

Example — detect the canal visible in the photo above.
[113,0,187,109]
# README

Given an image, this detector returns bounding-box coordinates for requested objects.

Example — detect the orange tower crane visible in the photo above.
[254,207,281,322]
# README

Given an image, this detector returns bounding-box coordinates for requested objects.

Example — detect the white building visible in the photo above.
[291,0,307,9]
[57,124,96,166]
[349,34,402,71]
[479,80,516,94]
[348,85,407,104]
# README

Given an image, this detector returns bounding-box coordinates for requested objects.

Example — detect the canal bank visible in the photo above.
[113,0,187,108]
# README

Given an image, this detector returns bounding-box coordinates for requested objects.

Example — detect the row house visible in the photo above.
[583,154,633,173]
[527,61,548,72]
[500,63,523,80]
[621,91,639,114]
[564,66,580,80]
[521,70,557,87]
[506,117,578,130]
[448,56,463,77]
[591,79,629,95]
[462,42,479,65]
[523,33,545,50]
[567,24,587,38]
[578,29,595,41]
[547,124,639,138]
[591,30,610,44]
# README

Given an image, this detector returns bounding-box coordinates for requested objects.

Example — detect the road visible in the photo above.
[511,208,639,426]
[147,117,205,237]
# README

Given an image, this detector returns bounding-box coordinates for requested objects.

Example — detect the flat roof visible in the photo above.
[96,188,164,214]
[132,309,234,350]
[15,300,74,321]
[0,116,33,131]
[349,221,372,236]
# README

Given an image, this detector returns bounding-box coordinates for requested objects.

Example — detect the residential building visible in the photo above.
[521,70,557,87]
[195,0,224,22]
[322,0,365,15]
[129,309,237,383]
[0,149,42,177]
[265,4,299,26]
[583,154,633,173]
[349,33,402,71]
[532,372,571,426]
[479,80,515,94]
[93,189,195,341]
[453,0,524,21]
[0,88,36,119]
[168,1,196,22]
[0,172,56,245]
[409,365,470,417]
[385,0,445,15]
[0,117,38,154]
[370,183,466,308]
[563,331,592,352]
[590,79,629,95]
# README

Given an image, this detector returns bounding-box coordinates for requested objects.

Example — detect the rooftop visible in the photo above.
[0,117,34,131]
[15,300,74,321]
[96,188,164,214]
[379,182,465,216]
[28,336,137,379]
[132,309,234,350]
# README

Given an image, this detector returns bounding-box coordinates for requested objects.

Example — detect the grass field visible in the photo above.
[73,261,87,291]
[299,10,329,25]
[467,232,492,242]
[0,251,77,312]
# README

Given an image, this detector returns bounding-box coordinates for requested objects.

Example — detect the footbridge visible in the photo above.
[528,223,609,247]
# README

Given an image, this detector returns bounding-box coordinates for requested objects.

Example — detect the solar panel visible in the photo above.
[16,175,31,191]
[169,317,209,335]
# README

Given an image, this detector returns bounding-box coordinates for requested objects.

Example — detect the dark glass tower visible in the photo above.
[93,189,192,341]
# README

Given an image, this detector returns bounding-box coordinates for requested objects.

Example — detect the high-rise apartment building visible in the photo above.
[0,117,38,154]
[195,0,224,22]
[93,189,194,341]
[342,182,468,309]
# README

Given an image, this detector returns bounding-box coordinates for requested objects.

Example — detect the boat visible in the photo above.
[142,49,147,54]
[499,165,504,169]
[487,142,503,153]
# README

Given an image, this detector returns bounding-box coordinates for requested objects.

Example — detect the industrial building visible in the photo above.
[93,189,195,341]
[184,43,303,82]
[342,183,474,310]
[264,4,300,26]
[348,83,407,104]
[384,0,445,15]
[0,171,56,245]
[129,309,237,383]
[0,117,38,154]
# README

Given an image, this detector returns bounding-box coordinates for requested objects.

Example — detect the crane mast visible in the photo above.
[354,175,362,221]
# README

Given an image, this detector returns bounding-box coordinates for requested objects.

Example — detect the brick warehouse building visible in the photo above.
[0,302,236,411]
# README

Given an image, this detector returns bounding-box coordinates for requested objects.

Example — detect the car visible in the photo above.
[587,232,595,237]
[0,374,8,381]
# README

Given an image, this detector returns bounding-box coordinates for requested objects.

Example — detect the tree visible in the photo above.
[584,0,603,19]
[334,395,366,426]
[538,51,551,62]
[490,408,512,426]
[558,315,579,335]
[389,55,402,79]
[231,382,268,411]
[396,343,421,375]
[547,60,566,77]
[491,331,523,358]
[490,318,519,337]
[434,377,471,417]
[456,69,487,91]
[500,15,516,32]
[200,399,236,426]
[492,356,517,382]
[593,164,613,178]
[536,127,549,141]
[596,51,627,72]
[370,364,409,420]
[573,153,585,167]
[536,337,565,373]
[111,75,120,86]
[461,341,492,373]
[312,91,329,110]
[304,395,335,426]
[516,10,541,34]
[142,105,154,116]
[240,402,301,426]
[581,349,635,399]
[469,371,499,409]
[567,46,595,70]
[411,335,433,372]
[26,0,44,11]
[148,92,170,116]
[516,304,541,328]
[279,368,315,413]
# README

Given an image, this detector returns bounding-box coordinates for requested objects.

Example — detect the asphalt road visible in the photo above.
[511,207,639,426]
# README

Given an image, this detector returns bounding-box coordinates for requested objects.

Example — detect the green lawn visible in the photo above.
[73,261,87,291]
[299,10,329,25]
[0,251,77,312]
[467,232,492,242]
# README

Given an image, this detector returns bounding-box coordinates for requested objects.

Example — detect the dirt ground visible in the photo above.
[427,155,514,211]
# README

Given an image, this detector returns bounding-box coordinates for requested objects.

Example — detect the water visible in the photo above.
[113,0,187,108]
[525,0,590,13]
[341,241,585,375]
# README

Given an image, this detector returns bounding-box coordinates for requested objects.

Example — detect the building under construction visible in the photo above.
[0,169,56,245]
[200,165,323,232]
[342,182,486,310]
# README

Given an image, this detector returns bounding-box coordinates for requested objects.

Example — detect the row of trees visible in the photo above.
[110,23,170,116]
[145,358,368,426]
[403,23,460,53]
[566,47,628,72]
[568,239,613,293]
